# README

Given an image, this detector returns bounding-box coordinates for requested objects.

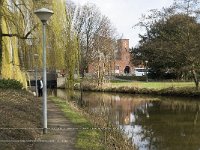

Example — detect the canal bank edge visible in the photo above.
[76,84,200,98]
[49,96,104,150]
[49,96,135,150]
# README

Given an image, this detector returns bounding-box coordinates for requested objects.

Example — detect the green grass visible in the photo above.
[49,97,104,150]
[110,81,195,89]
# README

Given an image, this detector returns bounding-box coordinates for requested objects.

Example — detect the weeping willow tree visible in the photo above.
[0,0,80,89]
[44,0,65,70]
[35,0,80,89]
[0,0,54,88]
[48,0,79,89]
[0,0,36,88]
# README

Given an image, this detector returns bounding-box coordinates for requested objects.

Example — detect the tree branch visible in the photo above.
[1,24,38,39]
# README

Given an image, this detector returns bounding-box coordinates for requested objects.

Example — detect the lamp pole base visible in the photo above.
[43,128,47,134]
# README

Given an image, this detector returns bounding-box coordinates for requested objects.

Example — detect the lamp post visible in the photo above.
[34,8,53,134]
[34,54,39,97]
[145,60,148,82]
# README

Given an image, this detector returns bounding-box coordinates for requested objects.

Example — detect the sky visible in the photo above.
[72,0,174,48]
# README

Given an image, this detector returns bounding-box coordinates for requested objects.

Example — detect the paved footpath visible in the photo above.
[33,99,77,150]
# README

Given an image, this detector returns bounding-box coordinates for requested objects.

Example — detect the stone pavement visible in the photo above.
[33,100,77,150]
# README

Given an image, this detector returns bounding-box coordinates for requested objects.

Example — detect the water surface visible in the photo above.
[54,89,200,150]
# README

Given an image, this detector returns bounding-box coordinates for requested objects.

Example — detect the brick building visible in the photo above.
[114,39,134,75]
[87,39,134,76]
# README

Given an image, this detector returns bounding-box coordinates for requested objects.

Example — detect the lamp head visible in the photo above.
[34,8,53,23]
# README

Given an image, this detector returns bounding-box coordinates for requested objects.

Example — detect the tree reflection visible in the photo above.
[56,89,200,150]
[134,99,200,150]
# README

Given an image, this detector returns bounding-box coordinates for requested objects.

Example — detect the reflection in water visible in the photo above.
[54,89,200,150]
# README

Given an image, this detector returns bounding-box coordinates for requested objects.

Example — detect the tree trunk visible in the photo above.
[0,19,2,74]
[0,0,3,74]
[192,68,199,90]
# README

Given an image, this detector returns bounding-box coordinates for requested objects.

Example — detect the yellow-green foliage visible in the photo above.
[1,0,80,89]
[63,5,80,89]
[65,34,79,89]
[49,0,67,69]
[50,0,80,89]
[1,18,27,88]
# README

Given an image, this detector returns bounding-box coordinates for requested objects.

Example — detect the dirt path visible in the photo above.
[33,100,77,150]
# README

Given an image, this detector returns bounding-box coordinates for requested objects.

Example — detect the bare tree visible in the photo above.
[66,2,118,80]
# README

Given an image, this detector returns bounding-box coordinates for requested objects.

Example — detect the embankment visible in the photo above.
[79,84,200,98]
[0,89,42,149]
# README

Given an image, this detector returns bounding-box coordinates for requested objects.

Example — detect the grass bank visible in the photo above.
[49,96,135,150]
[49,97,103,150]
[110,81,194,89]
[79,80,200,97]
[0,89,42,150]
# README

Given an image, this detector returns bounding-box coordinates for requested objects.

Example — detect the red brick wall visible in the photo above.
[115,39,133,75]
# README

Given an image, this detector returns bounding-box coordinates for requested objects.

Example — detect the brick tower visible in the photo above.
[115,39,133,75]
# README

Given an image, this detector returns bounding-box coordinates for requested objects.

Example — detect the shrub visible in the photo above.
[0,79,23,89]
[115,75,147,81]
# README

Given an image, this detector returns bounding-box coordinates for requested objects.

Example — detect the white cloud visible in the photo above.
[72,0,174,47]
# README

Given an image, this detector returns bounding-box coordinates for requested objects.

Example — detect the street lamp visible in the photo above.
[145,60,148,82]
[34,8,53,134]
[34,53,39,97]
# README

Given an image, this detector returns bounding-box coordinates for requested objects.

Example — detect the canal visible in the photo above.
[52,89,200,150]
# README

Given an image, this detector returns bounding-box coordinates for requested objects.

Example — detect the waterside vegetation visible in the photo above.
[49,96,103,150]
[77,79,200,98]
[50,96,135,150]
